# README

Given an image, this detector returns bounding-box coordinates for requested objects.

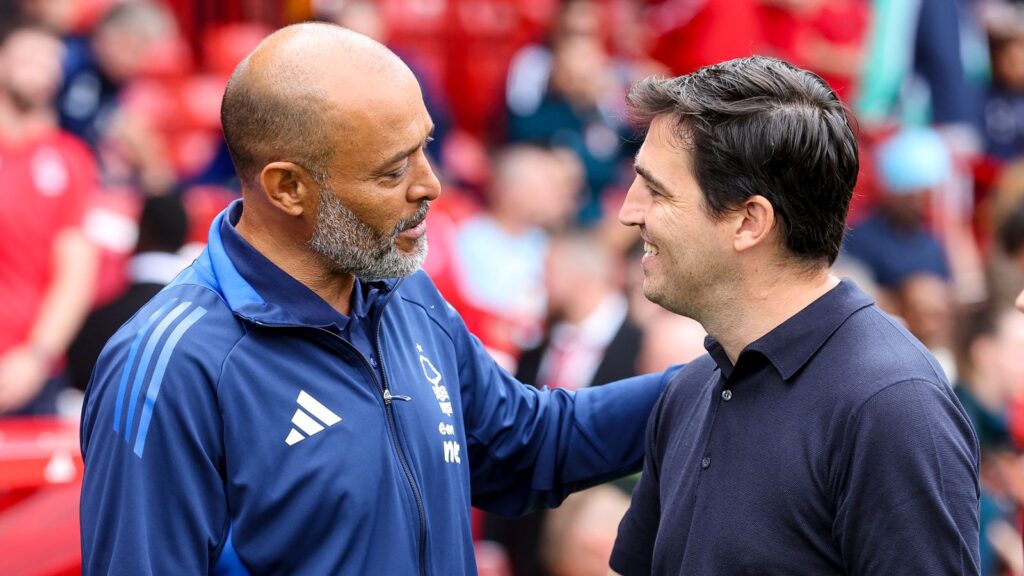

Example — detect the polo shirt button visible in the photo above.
[721,389,732,401]
[701,456,711,469]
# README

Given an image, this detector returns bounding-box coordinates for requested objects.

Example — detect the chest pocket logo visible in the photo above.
[418,344,452,418]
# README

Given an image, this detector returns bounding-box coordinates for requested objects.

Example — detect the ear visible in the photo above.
[733,195,776,253]
[258,161,317,217]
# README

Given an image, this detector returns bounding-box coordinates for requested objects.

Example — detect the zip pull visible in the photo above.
[383,389,412,405]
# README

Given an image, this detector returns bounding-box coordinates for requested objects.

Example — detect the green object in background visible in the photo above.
[857,0,923,123]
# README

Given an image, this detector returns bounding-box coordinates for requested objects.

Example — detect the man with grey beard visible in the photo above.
[79,22,676,575]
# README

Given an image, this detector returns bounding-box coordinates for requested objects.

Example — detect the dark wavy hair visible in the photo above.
[628,56,859,265]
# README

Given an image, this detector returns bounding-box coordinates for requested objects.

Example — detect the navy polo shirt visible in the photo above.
[611,279,980,575]
[220,201,387,379]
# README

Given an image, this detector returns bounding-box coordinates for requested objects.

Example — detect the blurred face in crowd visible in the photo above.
[334,0,385,42]
[636,313,708,374]
[492,147,579,231]
[556,0,601,38]
[21,0,78,33]
[991,311,1024,398]
[307,61,440,279]
[898,274,954,350]
[94,28,155,81]
[0,28,65,112]
[619,116,739,320]
[972,309,1024,400]
[993,37,1024,91]
[92,5,176,83]
[880,189,930,230]
[550,35,610,108]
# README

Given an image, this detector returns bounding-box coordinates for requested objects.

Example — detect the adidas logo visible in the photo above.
[285,391,342,446]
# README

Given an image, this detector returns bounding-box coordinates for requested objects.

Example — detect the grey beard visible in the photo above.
[308,187,429,280]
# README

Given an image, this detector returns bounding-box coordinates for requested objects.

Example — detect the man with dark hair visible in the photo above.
[79,23,675,575]
[610,56,979,575]
[66,194,189,393]
[0,20,99,414]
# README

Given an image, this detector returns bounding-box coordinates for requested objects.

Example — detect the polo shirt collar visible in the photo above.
[219,200,387,330]
[706,278,874,381]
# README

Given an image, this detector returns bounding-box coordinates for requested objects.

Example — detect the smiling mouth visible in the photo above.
[643,241,659,256]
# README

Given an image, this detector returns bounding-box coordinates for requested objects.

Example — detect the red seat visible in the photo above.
[201,23,273,76]
[182,185,240,245]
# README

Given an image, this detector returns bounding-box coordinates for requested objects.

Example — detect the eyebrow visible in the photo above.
[634,163,670,194]
[374,125,436,174]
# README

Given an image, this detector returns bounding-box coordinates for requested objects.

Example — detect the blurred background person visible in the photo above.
[982,10,1024,162]
[954,302,1024,576]
[505,31,629,224]
[0,19,98,415]
[455,145,580,351]
[896,272,958,379]
[7,0,1024,573]
[65,193,188,395]
[58,1,179,194]
[634,311,708,375]
[516,231,640,392]
[539,484,631,576]
[843,128,954,294]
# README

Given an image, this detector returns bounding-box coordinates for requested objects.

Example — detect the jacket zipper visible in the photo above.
[250,279,429,576]
[373,296,429,576]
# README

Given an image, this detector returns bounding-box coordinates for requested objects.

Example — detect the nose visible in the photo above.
[1016,289,1024,313]
[618,177,646,228]
[410,151,442,203]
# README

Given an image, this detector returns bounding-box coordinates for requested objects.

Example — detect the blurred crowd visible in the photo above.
[7,0,1024,574]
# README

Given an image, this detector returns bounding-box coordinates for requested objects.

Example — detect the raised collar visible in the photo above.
[204,199,391,329]
[705,278,874,381]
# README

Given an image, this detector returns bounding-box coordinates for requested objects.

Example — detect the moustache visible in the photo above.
[392,202,431,237]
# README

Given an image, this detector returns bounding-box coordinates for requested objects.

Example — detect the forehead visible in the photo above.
[3,29,62,56]
[637,115,692,176]
[326,67,432,168]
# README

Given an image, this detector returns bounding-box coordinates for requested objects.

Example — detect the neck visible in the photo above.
[704,265,839,364]
[0,97,54,142]
[236,211,356,316]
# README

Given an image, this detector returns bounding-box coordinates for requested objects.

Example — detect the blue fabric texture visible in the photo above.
[80,200,672,575]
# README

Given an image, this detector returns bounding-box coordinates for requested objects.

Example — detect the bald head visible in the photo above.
[221,22,414,189]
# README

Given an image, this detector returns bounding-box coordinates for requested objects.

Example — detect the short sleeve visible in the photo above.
[833,379,980,575]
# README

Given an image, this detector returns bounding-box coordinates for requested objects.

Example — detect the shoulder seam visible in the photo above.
[399,294,457,345]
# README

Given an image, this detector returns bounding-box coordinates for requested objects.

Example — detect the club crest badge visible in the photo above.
[418,344,442,385]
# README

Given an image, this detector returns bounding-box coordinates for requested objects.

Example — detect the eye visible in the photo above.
[385,163,410,181]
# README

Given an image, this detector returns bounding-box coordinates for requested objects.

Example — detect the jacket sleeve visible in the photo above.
[79,305,230,575]
[833,379,980,575]
[442,301,679,516]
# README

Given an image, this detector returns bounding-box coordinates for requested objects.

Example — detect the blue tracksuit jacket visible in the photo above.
[80,201,674,575]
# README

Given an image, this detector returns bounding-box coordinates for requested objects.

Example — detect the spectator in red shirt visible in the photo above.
[0,20,99,414]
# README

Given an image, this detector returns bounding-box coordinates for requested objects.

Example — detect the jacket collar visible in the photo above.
[189,199,396,328]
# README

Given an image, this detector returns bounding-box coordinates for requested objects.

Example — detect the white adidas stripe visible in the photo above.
[286,391,342,446]
[292,409,324,436]
[297,390,341,425]
[286,429,305,446]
